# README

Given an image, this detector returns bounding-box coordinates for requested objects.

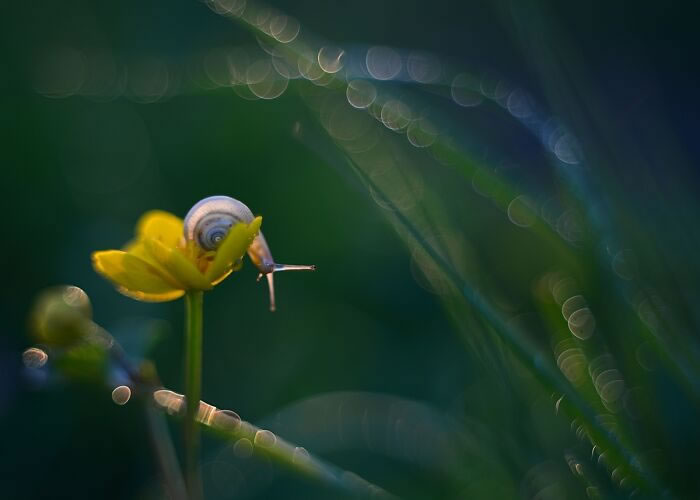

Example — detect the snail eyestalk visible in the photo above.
[266,273,276,312]
[257,264,316,312]
[273,264,317,272]
[183,290,203,500]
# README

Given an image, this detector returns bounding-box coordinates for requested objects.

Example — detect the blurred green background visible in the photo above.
[1,0,699,499]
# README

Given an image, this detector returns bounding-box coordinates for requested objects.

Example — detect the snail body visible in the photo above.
[183,195,315,311]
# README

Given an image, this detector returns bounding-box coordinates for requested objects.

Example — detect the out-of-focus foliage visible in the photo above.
[2,0,699,499]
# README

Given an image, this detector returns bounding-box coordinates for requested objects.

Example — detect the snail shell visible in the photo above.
[183,195,254,251]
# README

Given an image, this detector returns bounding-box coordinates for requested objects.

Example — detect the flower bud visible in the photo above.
[29,286,94,346]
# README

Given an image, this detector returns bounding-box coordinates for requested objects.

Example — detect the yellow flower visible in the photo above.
[92,210,262,302]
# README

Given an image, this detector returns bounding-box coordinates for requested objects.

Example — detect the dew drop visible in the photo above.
[556,347,587,385]
[406,51,441,83]
[298,51,325,81]
[568,307,596,339]
[62,286,90,310]
[268,14,288,38]
[381,100,411,131]
[507,195,537,227]
[246,59,289,99]
[212,409,242,432]
[552,277,577,305]
[506,89,534,118]
[254,429,277,448]
[561,295,587,321]
[451,73,483,107]
[206,0,246,16]
[252,7,271,28]
[554,133,581,164]
[111,385,131,405]
[554,395,564,414]
[346,79,377,109]
[196,401,217,425]
[271,16,300,43]
[233,438,253,458]
[493,79,513,107]
[479,70,501,98]
[407,118,438,147]
[272,54,301,79]
[596,369,625,402]
[612,249,636,280]
[366,46,401,80]
[292,446,310,464]
[611,466,624,484]
[22,347,48,369]
[318,46,345,74]
[153,389,185,415]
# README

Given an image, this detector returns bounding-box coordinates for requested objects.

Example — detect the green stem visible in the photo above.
[184,290,203,500]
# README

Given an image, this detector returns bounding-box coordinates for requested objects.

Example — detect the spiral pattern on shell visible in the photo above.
[183,196,255,250]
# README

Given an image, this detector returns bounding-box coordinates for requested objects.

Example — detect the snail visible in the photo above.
[183,196,315,311]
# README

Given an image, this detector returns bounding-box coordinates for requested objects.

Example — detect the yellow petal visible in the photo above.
[210,268,233,286]
[205,216,262,283]
[116,287,185,302]
[92,251,185,302]
[123,240,186,289]
[208,258,243,286]
[145,238,213,291]
[135,210,184,248]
